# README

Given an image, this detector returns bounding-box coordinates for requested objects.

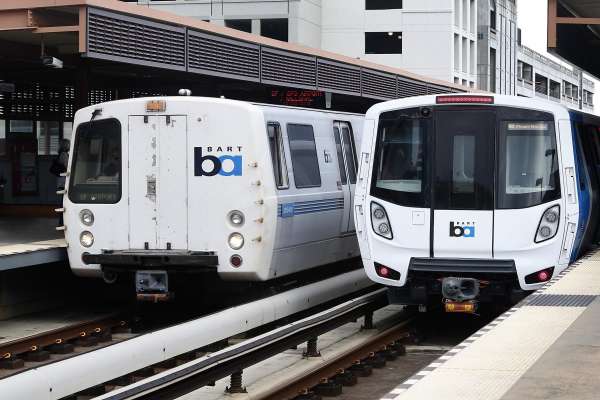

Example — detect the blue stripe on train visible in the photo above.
[569,112,590,262]
[278,198,345,218]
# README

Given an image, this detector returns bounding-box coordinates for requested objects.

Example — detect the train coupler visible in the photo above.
[135,270,173,302]
[441,277,480,314]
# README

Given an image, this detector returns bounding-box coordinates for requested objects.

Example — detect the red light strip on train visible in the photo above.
[436,95,495,104]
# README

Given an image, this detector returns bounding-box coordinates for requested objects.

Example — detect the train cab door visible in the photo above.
[432,110,495,258]
[128,115,188,250]
[334,121,358,233]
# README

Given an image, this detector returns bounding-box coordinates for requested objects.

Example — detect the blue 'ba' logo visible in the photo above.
[194,146,243,177]
[450,221,475,238]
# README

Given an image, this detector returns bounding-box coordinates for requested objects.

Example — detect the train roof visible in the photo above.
[74,96,365,120]
[364,94,576,120]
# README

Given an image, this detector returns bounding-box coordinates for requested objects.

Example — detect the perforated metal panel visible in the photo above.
[427,84,455,95]
[361,69,397,100]
[317,59,361,95]
[87,8,186,71]
[261,47,316,89]
[397,78,429,98]
[188,30,260,82]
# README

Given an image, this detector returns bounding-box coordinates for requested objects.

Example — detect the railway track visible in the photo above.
[0,313,134,378]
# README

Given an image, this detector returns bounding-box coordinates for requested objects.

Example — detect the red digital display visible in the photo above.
[271,89,324,107]
[436,95,495,104]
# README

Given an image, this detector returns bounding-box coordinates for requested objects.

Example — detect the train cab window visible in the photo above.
[69,118,121,204]
[371,109,429,207]
[497,121,560,209]
[267,122,289,189]
[287,124,321,189]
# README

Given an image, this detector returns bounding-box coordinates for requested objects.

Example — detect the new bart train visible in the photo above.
[355,94,600,311]
[62,96,364,299]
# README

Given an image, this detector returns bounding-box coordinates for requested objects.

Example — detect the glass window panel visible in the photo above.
[287,124,321,189]
[261,18,288,41]
[267,122,289,189]
[498,121,560,208]
[333,127,347,185]
[452,135,475,194]
[63,122,73,141]
[341,127,357,184]
[37,121,60,155]
[365,0,403,10]
[0,120,5,156]
[375,119,425,193]
[69,119,121,204]
[10,120,33,133]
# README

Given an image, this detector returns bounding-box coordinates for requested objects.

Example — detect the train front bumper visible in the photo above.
[82,250,219,273]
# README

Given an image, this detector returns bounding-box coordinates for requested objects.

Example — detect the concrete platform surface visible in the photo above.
[0,216,66,270]
[0,217,63,247]
[381,250,600,400]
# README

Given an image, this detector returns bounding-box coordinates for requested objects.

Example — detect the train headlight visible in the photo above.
[79,209,94,226]
[228,233,244,250]
[371,202,393,240]
[228,211,245,227]
[535,205,560,243]
[80,231,94,248]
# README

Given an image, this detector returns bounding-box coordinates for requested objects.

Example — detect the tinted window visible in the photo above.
[267,122,289,189]
[261,18,288,41]
[288,124,321,188]
[371,109,429,207]
[333,127,347,185]
[365,32,403,54]
[366,0,403,10]
[342,126,358,184]
[69,119,121,204]
[225,19,252,33]
[498,121,560,209]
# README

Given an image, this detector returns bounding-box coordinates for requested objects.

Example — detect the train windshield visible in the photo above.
[372,108,430,207]
[371,107,559,210]
[498,121,560,209]
[68,118,121,204]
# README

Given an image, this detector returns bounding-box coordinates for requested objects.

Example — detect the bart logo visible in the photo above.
[450,221,475,238]
[194,147,243,177]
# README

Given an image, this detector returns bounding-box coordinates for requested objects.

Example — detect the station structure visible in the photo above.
[0,0,464,315]
[139,0,594,110]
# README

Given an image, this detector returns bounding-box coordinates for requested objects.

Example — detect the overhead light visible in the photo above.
[41,56,63,69]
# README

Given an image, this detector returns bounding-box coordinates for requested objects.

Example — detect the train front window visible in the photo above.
[371,109,429,207]
[498,121,560,209]
[68,118,122,204]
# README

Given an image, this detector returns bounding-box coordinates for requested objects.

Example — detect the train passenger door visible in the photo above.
[432,110,495,258]
[128,115,188,250]
[333,121,358,233]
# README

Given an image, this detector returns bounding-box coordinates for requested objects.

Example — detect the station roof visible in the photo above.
[548,0,600,79]
[0,0,465,101]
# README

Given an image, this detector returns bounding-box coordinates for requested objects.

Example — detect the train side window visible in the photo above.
[333,126,347,185]
[341,125,358,184]
[267,122,289,190]
[287,124,322,189]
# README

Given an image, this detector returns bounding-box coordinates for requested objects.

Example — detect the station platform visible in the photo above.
[0,217,66,270]
[381,250,600,400]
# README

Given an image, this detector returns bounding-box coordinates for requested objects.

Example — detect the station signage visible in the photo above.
[270,89,325,107]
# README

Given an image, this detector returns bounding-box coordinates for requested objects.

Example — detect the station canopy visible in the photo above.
[0,0,465,118]
[548,0,600,79]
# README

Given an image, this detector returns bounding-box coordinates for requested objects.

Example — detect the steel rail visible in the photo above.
[0,313,127,361]
[261,319,414,400]
[95,289,389,400]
